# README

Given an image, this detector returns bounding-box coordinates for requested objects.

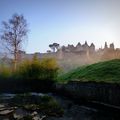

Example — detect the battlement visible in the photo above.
[60,41,95,54]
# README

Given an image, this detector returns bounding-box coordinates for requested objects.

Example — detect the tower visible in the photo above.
[110,43,114,50]
[90,43,95,53]
[104,42,108,50]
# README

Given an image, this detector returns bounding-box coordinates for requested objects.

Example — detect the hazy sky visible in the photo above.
[0,0,120,53]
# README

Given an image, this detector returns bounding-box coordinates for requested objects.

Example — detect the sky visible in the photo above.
[0,0,120,53]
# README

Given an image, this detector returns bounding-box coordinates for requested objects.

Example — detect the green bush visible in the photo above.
[0,57,59,92]
[0,65,12,79]
[16,57,59,81]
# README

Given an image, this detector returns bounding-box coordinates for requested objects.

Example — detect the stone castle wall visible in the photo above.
[55,81,120,108]
[20,42,120,70]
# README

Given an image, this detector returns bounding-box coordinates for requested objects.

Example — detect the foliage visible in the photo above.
[0,57,59,92]
[16,57,59,81]
[58,59,120,83]
[9,94,64,117]
[49,43,59,52]
[0,64,12,79]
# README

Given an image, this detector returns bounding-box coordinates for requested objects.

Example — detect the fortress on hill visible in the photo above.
[21,41,119,59]
[20,41,120,70]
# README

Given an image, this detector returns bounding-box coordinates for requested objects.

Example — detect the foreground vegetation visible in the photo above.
[58,59,120,83]
[0,57,59,92]
[10,93,64,117]
[0,93,64,119]
[0,58,120,92]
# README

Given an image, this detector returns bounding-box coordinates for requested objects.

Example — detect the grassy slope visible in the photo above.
[58,59,120,83]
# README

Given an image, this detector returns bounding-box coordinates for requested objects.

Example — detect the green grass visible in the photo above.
[58,59,120,83]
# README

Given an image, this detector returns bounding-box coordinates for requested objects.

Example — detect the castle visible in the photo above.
[47,41,116,55]
[60,41,95,54]
[18,41,120,71]
[20,41,118,59]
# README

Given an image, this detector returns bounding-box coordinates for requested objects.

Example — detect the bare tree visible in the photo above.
[0,13,28,70]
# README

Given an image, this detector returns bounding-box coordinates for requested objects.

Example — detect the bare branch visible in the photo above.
[0,13,28,70]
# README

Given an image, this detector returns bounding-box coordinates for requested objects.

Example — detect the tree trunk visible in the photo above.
[14,47,18,71]
[14,53,17,71]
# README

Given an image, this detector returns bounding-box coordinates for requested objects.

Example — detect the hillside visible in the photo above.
[58,59,120,83]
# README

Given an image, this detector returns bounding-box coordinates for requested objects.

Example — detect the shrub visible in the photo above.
[0,57,59,92]
[0,64,12,79]
[16,57,59,81]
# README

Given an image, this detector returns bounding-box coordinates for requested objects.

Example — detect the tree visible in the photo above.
[49,43,59,52]
[49,44,55,52]
[0,13,28,70]
[53,43,60,51]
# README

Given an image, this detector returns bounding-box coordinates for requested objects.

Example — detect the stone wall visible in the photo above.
[55,81,120,107]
